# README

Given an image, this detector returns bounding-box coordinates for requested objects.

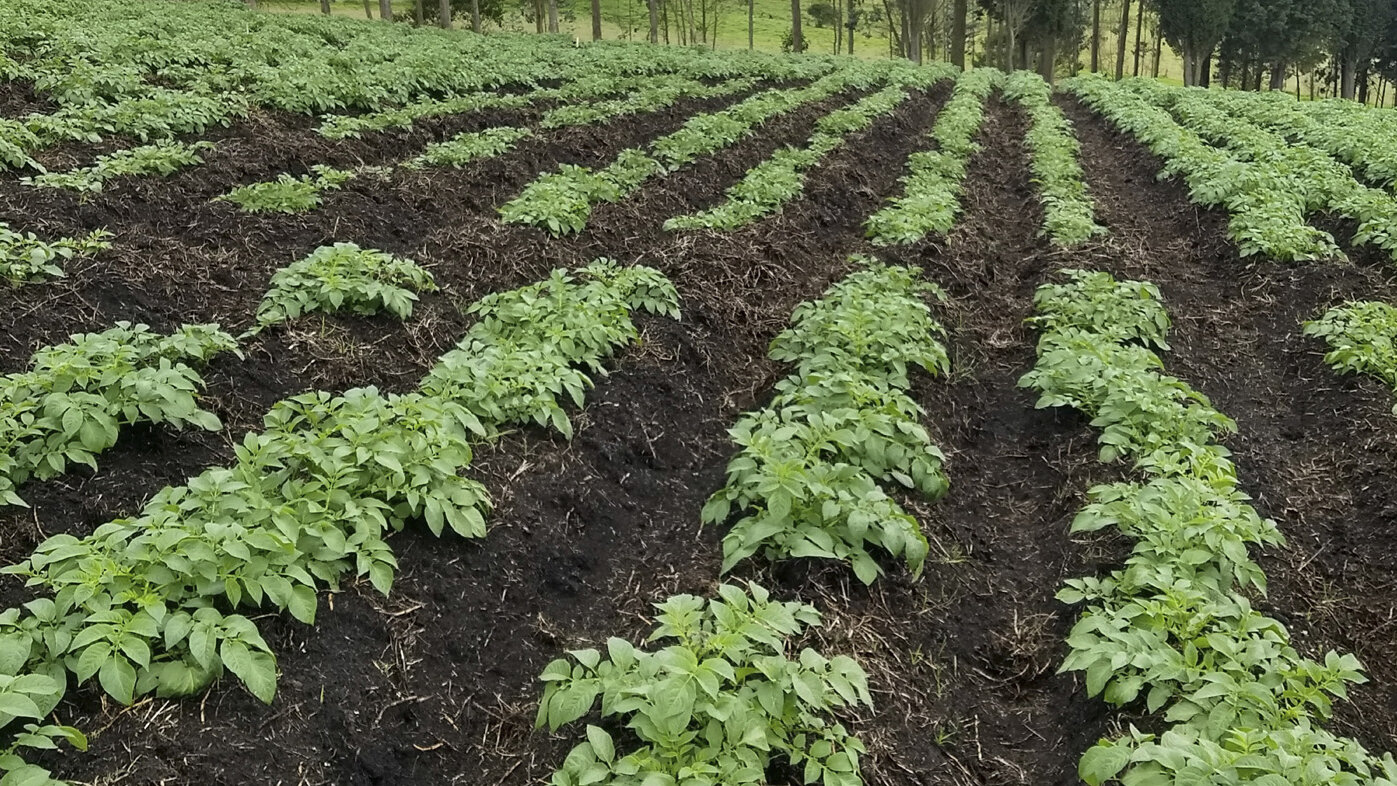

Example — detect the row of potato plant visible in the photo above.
[537,582,872,786]
[538,257,948,786]
[1001,71,1105,246]
[404,127,532,170]
[701,258,948,584]
[663,73,947,232]
[0,323,237,508]
[864,67,1001,246]
[2,0,836,165]
[217,165,355,214]
[1239,92,1397,189]
[0,224,111,286]
[1136,81,1397,263]
[201,74,761,217]
[22,141,214,194]
[1063,74,1336,262]
[1020,269,1397,785]
[540,75,759,129]
[499,63,904,236]
[0,261,680,785]
[247,243,438,336]
[1304,301,1397,413]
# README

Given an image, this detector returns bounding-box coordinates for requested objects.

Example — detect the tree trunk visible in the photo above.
[547,0,559,32]
[413,0,422,24]
[320,0,331,14]
[1269,61,1285,91]
[1359,65,1371,104]
[1115,0,1131,80]
[949,0,966,67]
[438,0,450,26]
[1090,0,1100,72]
[1006,18,1016,71]
[1340,57,1357,99]
[364,0,374,19]
[1039,32,1056,82]
[379,0,392,21]
[246,0,258,9]
[790,0,803,52]
[747,0,754,48]
[1151,24,1162,77]
[1201,49,1213,87]
[1132,0,1144,76]
[833,0,842,53]
[848,11,855,54]
[591,0,602,38]
[908,9,922,63]
[652,0,661,43]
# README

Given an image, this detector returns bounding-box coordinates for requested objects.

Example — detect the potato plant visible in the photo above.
[1145,82,1397,263]
[501,62,940,236]
[703,259,947,583]
[24,140,214,193]
[0,260,681,761]
[540,75,757,129]
[0,224,112,285]
[499,155,659,235]
[1002,71,1105,246]
[1304,300,1397,413]
[665,86,912,232]
[218,165,355,214]
[0,322,237,507]
[405,127,532,170]
[537,583,871,786]
[1064,75,1340,262]
[865,68,1001,245]
[423,261,680,437]
[249,243,438,333]
[1021,269,1394,785]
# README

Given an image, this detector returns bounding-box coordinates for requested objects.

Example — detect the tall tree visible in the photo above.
[380,0,393,20]
[748,0,755,47]
[548,0,559,31]
[1115,0,1131,78]
[471,0,482,30]
[1132,0,1144,75]
[364,0,375,18]
[951,0,968,65]
[320,0,331,14]
[438,0,449,25]
[1337,0,1392,99]
[980,0,1033,69]
[1089,0,1100,70]
[791,0,805,51]
[592,0,603,37]
[1157,0,1237,85]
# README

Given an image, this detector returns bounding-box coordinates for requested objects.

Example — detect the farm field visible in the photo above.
[3,1,1397,785]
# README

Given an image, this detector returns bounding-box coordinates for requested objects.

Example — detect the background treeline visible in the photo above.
[258,0,1397,103]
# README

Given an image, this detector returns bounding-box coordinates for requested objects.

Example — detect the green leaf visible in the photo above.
[1078,742,1131,786]
[98,655,137,705]
[221,641,278,704]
